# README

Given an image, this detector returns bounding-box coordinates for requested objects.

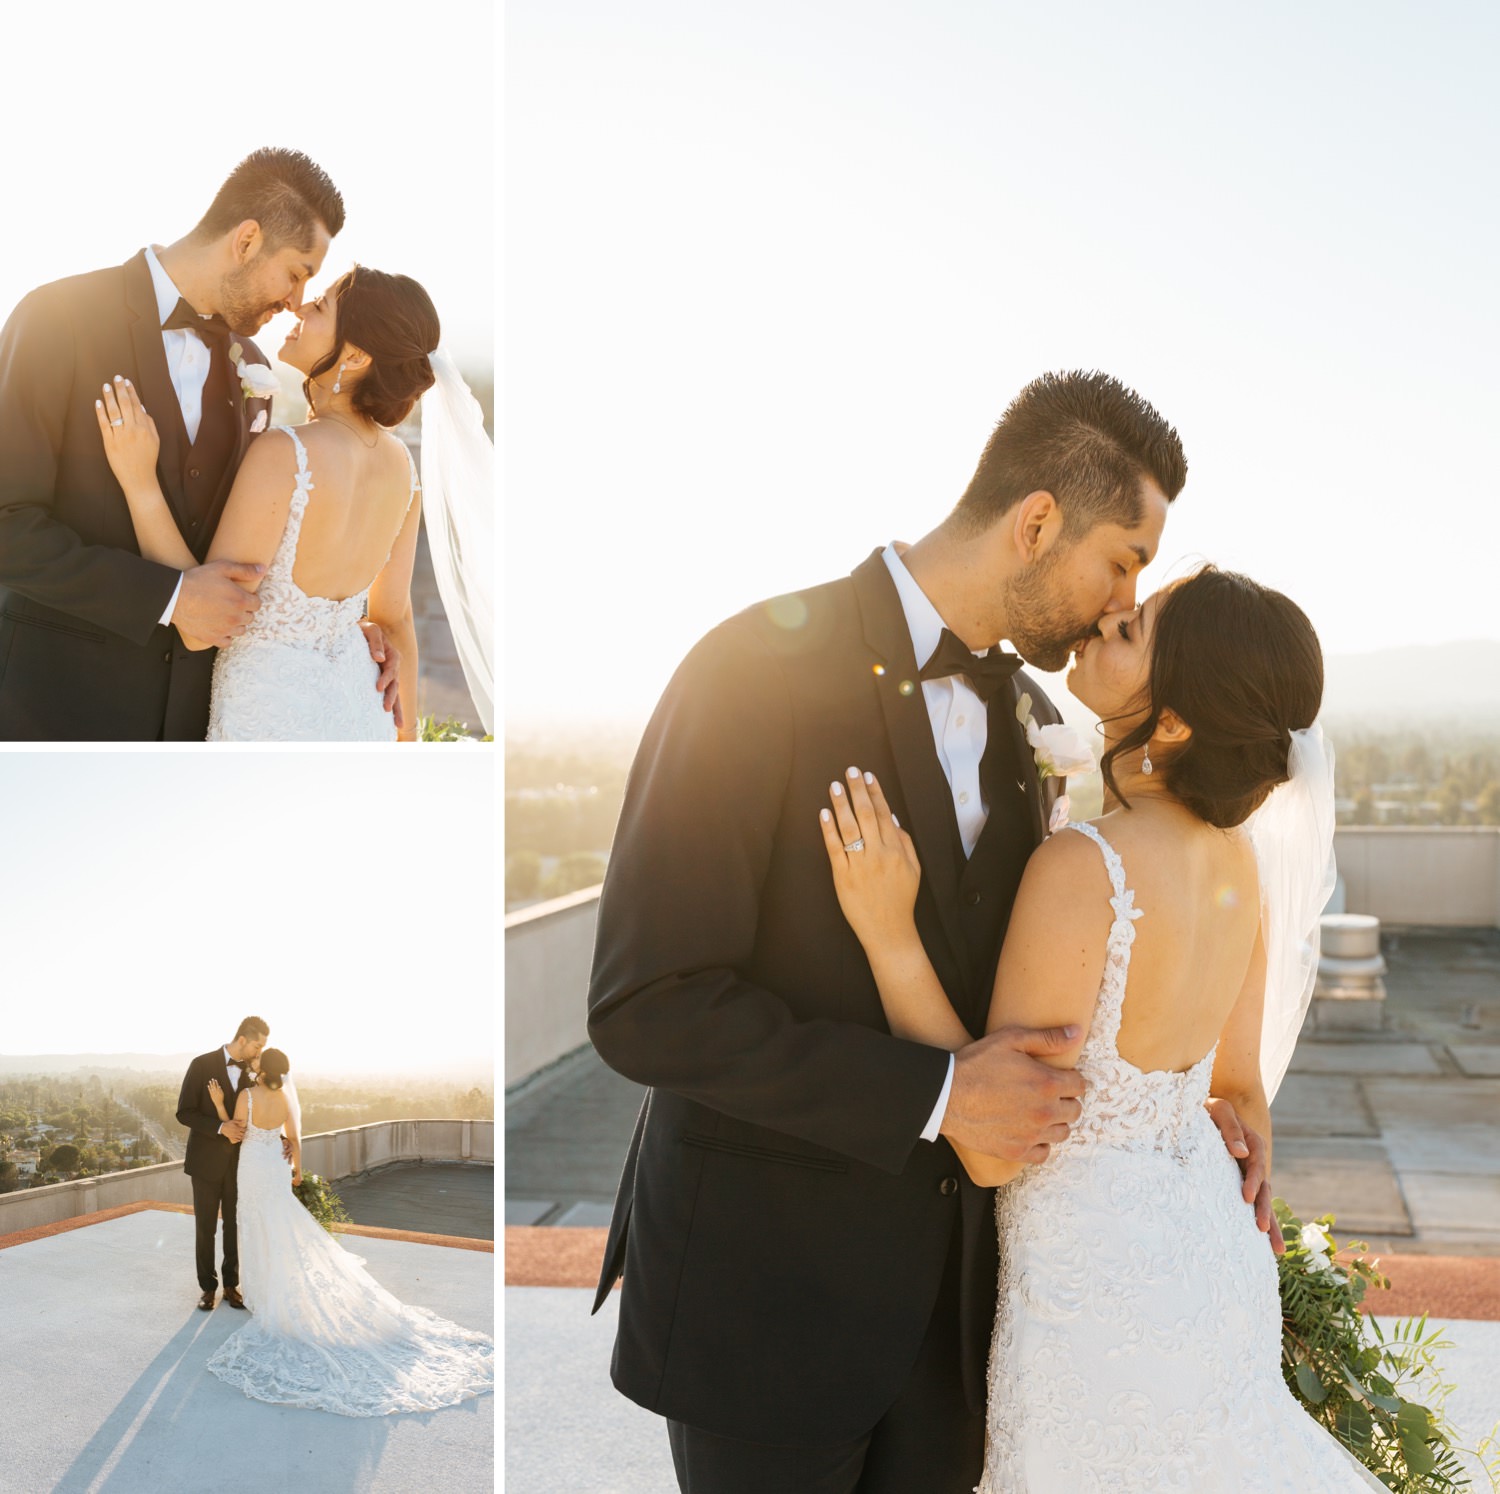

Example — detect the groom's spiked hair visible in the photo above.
[235,1016,270,1042]
[952,371,1186,537]
[193,148,345,249]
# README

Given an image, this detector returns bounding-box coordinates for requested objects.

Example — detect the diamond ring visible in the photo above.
[843,838,865,854]
[110,418,124,427]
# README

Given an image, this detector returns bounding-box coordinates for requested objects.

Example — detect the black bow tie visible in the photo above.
[918,628,1024,703]
[163,297,233,342]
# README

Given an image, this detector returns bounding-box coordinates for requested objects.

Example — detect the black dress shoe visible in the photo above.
[222,1287,246,1309]
[198,1290,216,1311]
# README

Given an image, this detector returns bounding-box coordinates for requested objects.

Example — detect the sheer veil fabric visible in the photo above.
[419,350,494,736]
[1247,723,1338,1101]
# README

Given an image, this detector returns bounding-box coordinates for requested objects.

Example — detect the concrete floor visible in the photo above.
[505,929,1500,1250]
[1,1211,493,1494]
[338,1162,493,1242]
[506,1285,1500,1493]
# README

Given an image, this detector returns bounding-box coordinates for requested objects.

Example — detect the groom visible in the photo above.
[589,372,1277,1492]
[177,1016,274,1311]
[0,147,400,740]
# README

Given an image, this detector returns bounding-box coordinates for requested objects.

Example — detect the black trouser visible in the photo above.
[190,1169,238,1293]
[667,1224,985,1494]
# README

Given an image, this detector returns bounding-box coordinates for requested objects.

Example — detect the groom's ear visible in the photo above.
[229,220,265,265]
[1010,490,1063,563]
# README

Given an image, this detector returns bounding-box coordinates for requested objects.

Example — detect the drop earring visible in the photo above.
[1142,743,1154,776]
[332,362,345,395]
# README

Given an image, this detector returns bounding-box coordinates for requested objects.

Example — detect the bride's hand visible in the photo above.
[819,766,921,949]
[94,376,160,495]
[206,1078,229,1120]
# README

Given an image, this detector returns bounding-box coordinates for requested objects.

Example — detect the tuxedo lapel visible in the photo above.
[1004,678,1048,847]
[851,551,968,974]
[122,251,194,536]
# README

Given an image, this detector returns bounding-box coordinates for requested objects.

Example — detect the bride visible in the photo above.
[820,565,1383,1490]
[95,265,493,741]
[203,1048,493,1416]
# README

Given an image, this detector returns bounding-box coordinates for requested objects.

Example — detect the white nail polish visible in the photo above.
[846,766,859,778]
[831,782,843,796]
[820,809,831,823]
[863,772,874,784]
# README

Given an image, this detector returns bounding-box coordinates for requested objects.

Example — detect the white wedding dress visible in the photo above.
[206,426,414,741]
[978,822,1384,1492]
[205,1090,493,1416]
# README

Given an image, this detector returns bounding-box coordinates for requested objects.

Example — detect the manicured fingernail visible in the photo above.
[95,399,102,408]
[114,375,123,382]
[863,771,874,784]
[847,766,860,779]
[831,782,843,796]
[820,808,831,823]
[891,814,900,827]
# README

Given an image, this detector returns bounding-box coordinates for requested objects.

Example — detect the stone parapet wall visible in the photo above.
[1335,827,1500,928]
[0,1118,493,1235]
[504,886,601,1087]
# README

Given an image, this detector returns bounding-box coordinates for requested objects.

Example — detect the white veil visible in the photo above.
[1247,723,1338,1100]
[419,349,494,736]
[282,1074,302,1151]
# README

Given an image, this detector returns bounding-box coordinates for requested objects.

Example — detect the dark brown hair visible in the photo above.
[234,1015,270,1042]
[194,148,345,248]
[954,370,1187,537]
[256,1048,290,1091]
[305,265,440,428]
[1101,567,1324,829]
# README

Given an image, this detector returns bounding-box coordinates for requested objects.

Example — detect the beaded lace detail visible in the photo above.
[206,1088,493,1417]
[205,427,417,741]
[976,821,1385,1492]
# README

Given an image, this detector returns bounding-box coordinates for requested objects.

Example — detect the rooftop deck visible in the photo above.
[504,927,1500,1488]
[0,1192,493,1492]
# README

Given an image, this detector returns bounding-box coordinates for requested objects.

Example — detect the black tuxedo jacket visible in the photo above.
[0,250,272,740]
[588,549,1064,1446]
[177,1048,254,1184]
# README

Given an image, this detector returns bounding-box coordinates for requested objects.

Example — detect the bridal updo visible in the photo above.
[1101,566,1324,829]
[256,1049,291,1092]
[305,264,441,428]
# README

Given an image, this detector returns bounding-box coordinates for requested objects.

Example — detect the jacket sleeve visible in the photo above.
[587,619,950,1175]
[0,285,181,641]
[176,1060,222,1140]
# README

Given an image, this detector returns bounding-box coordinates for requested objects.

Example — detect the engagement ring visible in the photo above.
[843,838,865,853]
[110,418,123,427]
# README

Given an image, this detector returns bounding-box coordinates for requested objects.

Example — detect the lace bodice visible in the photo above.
[239,426,417,656]
[977,819,1385,1491]
[1056,821,1218,1164]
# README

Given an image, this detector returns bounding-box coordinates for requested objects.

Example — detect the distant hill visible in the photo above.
[1322,640,1500,725]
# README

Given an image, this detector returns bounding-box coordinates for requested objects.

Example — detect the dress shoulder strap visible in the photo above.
[1062,821,1144,1050]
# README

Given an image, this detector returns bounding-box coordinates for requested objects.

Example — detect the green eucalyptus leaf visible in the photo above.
[1295,1361,1329,1404]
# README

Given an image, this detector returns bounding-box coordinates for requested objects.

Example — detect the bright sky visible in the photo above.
[0,1,493,370]
[508,2,1500,726]
[0,753,495,1075]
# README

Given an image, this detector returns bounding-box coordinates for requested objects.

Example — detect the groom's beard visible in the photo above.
[1003,548,1099,673]
[219,264,285,337]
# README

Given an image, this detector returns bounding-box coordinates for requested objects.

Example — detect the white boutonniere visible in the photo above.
[228,342,279,402]
[1016,693,1096,834]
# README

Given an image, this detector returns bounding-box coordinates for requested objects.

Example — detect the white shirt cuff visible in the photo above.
[919,1053,955,1143]
[158,573,184,629]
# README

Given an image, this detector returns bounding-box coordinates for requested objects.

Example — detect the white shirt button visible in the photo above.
[954,714,965,728]
[958,790,970,806]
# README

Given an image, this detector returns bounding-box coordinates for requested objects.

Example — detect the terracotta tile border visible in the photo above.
[503,1226,1500,1321]
[0,1200,492,1254]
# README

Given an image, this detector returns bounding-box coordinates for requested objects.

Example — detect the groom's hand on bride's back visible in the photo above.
[171,561,265,650]
[940,1024,1085,1165]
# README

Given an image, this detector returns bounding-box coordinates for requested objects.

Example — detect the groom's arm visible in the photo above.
[588,621,950,1177]
[0,284,181,642]
[176,1061,230,1142]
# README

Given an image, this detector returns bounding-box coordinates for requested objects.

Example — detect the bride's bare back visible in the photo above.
[1083,804,1262,1074]
[286,423,416,601]
[245,1084,291,1131]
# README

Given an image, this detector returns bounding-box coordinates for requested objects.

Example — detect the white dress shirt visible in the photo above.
[143,246,216,627]
[221,1047,243,1132]
[881,544,997,1143]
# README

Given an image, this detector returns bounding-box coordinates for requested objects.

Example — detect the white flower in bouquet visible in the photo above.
[1299,1221,1334,1272]
[237,360,280,400]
